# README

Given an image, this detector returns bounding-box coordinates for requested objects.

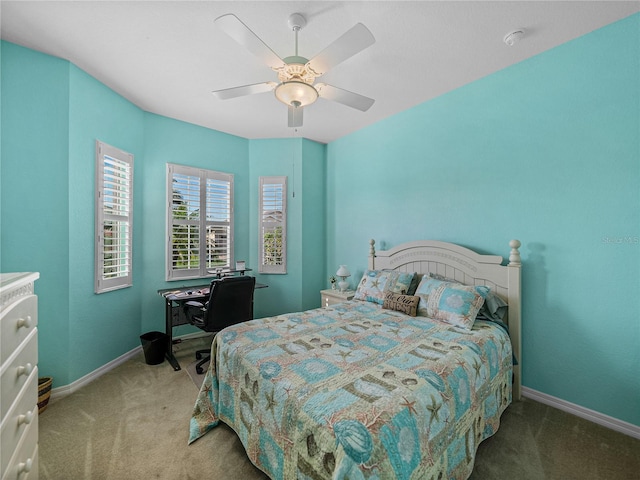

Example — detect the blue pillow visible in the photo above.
[353,270,416,305]
[429,273,508,322]
[414,276,489,329]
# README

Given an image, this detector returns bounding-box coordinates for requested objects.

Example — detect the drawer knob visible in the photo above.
[18,458,33,474]
[18,410,34,425]
[17,362,34,377]
[16,315,32,329]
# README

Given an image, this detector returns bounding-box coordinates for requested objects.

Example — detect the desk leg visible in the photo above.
[165,299,181,371]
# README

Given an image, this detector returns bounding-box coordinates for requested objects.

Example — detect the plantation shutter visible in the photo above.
[259,176,287,274]
[95,141,134,293]
[205,176,232,270]
[167,164,233,280]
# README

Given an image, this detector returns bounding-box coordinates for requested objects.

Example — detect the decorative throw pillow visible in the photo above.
[429,273,508,322]
[353,270,416,305]
[382,292,419,316]
[414,276,489,329]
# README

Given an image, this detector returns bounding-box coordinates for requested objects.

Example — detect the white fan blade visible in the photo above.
[215,14,284,69]
[306,23,375,76]
[316,83,375,112]
[288,105,303,127]
[212,82,276,100]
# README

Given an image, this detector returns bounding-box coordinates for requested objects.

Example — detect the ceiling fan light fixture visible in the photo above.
[212,13,375,127]
[275,81,318,107]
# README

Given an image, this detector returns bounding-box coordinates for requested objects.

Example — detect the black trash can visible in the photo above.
[140,331,168,365]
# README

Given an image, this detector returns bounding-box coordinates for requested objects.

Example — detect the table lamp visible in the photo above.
[336,265,351,292]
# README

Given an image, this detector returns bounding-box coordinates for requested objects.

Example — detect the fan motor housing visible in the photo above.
[278,56,317,84]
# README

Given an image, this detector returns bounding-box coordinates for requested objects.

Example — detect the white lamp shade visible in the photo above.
[275,81,318,107]
[336,265,351,278]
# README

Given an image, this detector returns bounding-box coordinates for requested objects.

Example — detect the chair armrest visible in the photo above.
[185,301,205,309]
[184,301,207,325]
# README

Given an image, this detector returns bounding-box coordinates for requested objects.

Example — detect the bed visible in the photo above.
[189,239,522,479]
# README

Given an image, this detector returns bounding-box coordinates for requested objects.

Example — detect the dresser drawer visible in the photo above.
[1,295,38,365]
[1,416,38,480]
[1,329,37,419]
[0,368,37,477]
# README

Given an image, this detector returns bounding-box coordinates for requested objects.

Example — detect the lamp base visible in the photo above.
[338,280,349,292]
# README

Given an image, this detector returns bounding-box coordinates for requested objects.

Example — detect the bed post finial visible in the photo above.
[509,239,521,265]
[368,239,376,270]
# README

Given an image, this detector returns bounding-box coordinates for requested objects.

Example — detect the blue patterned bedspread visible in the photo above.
[189,300,512,479]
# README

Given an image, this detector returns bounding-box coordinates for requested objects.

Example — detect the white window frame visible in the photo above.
[94,141,134,293]
[166,164,234,281]
[259,176,287,274]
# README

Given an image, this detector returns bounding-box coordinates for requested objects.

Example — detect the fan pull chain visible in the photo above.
[291,128,298,198]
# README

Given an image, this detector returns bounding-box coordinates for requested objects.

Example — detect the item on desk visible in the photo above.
[236,260,246,271]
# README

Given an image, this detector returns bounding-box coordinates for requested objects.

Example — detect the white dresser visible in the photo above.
[1,273,39,480]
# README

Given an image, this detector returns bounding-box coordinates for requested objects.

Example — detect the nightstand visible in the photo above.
[320,289,355,307]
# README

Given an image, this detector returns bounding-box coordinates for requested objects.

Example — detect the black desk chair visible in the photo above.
[185,275,256,374]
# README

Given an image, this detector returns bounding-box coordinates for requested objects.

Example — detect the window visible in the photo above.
[167,164,234,280]
[259,176,287,274]
[95,141,134,293]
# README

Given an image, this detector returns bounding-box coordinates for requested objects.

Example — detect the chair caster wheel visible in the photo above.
[196,366,204,374]
[196,352,203,360]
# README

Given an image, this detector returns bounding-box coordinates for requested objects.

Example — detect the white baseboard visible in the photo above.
[522,386,640,440]
[49,347,142,404]
[49,331,209,404]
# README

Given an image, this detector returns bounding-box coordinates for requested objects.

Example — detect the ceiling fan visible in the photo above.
[212,13,376,127]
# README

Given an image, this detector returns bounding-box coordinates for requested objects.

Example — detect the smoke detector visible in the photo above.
[504,29,525,46]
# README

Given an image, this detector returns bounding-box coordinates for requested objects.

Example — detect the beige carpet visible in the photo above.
[39,337,640,480]
[185,354,207,391]
[185,358,205,390]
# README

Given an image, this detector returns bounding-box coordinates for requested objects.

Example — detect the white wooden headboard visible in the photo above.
[369,239,522,400]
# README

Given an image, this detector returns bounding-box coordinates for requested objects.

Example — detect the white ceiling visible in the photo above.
[2,1,639,144]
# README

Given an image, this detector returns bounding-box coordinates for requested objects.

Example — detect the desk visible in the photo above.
[158,277,266,371]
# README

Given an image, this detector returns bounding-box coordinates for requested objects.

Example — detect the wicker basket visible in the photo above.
[38,376,53,413]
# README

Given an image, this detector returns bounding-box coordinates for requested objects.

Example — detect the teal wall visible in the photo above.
[249,139,298,317]
[0,41,324,383]
[325,15,639,426]
[68,65,146,382]
[1,12,638,430]
[140,113,251,335]
[1,43,72,384]
[248,138,326,317]
[300,139,327,310]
